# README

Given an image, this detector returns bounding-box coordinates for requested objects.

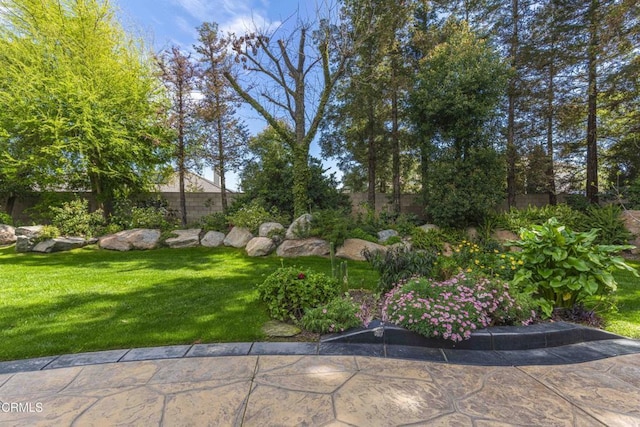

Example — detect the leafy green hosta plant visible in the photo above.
[510,218,638,317]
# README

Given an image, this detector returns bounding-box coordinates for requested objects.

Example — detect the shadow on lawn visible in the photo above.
[0,273,271,361]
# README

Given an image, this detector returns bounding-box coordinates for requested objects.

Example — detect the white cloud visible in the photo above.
[220,12,278,36]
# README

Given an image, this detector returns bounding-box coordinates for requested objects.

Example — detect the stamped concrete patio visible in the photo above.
[1,338,640,426]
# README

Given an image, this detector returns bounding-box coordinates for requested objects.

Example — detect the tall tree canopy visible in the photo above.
[0,0,171,213]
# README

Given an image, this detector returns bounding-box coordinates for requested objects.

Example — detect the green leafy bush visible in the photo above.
[499,204,582,233]
[309,209,354,245]
[50,199,106,237]
[0,211,12,225]
[300,296,361,333]
[384,235,403,246]
[410,227,444,252]
[348,228,378,243]
[364,246,437,292]
[576,204,632,245]
[197,212,229,233]
[257,266,340,322]
[37,225,61,242]
[383,274,536,342]
[510,218,638,317]
[112,199,177,231]
[226,201,283,234]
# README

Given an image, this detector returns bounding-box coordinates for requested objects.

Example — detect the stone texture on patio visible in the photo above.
[1,354,639,426]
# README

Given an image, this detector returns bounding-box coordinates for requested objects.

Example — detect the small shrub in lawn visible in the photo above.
[51,199,106,237]
[510,218,638,317]
[364,246,437,293]
[257,266,339,322]
[383,273,536,342]
[300,296,361,333]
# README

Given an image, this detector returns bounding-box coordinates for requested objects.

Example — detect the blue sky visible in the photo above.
[114,0,336,190]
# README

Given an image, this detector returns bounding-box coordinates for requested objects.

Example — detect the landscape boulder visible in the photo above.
[285,214,312,240]
[419,224,440,232]
[15,226,43,253]
[0,225,16,246]
[276,238,330,257]
[99,229,161,251]
[259,222,285,238]
[32,237,93,253]
[245,237,276,257]
[165,229,201,248]
[336,238,387,261]
[201,231,226,247]
[223,227,253,248]
[377,229,398,244]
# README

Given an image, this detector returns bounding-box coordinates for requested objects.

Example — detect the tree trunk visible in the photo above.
[391,85,401,215]
[367,104,376,209]
[546,58,557,205]
[506,0,518,209]
[216,115,228,212]
[586,0,599,204]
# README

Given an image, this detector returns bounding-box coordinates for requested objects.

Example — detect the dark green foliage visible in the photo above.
[257,266,340,322]
[300,297,361,333]
[498,204,583,233]
[410,227,444,252]
[111,198,178,231]
[0,211,12,225]
[50,199,106,238]
[577,205,633,245]
[196,212,230,233]
[364,246,437,293]
[309,209,354,246]
[425,148,506,227]
[225,200,284,234]
[348,228,379,243]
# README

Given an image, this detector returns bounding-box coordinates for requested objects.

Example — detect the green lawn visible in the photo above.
[596,262,640,339]
[0,245,377,361]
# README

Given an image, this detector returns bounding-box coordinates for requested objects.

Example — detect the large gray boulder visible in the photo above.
[259,222,285,238]
[0,224,16,246]
[246,237,276,257]
[377,229,398,244]
[165,229,201,248]
[276,238,330,257]
[223,226,253,248]
[201,231,226,247]
[285,214,312,240]
[99,229,161,251]
[336,238,387,261]
[32,237,92,253]
[15,226,43,253]
[419,224,440,232]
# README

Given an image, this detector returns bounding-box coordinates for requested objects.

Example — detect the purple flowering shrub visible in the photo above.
[383,273,536,342]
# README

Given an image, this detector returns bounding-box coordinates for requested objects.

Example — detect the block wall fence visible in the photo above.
[4,192,567,226]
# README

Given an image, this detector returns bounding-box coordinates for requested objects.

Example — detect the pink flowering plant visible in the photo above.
[383,273,536,342]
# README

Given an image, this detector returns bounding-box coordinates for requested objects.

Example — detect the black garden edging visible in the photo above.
[320,320,623,351]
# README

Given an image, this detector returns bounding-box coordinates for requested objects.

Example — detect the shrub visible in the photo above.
[510,218,638,317]
[384,235,403,246]
[112,199,177,231]
[257,266,340,322]
[411,227,444,252]
[348,228,378,243]
[50,199,106,237]
[309,209,354,246]
[0,211,12,225]
[37,225,61,242]
[300,296,361,333]
[576,204,632,245]
[197,212,229,233]
[226,201,283,234]
[438,240,516,282]
[498,204,582,233]
[364,246,437,293]
[383,273,536,342]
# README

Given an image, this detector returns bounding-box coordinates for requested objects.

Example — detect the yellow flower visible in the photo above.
[474,259,480,265]
[466,268,472,273]
[494,249,499,254]
[500,266,505,269]
[518,260,524,265]
[500,255,506,259]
